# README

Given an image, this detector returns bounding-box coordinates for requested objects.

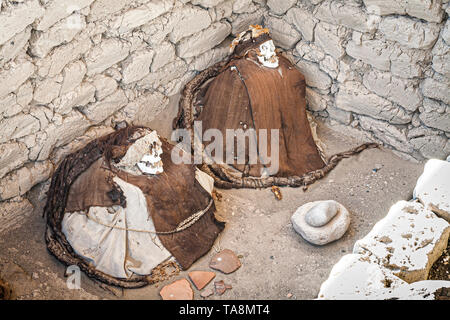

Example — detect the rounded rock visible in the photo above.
[291,200,350,245]
[305,200,340,227]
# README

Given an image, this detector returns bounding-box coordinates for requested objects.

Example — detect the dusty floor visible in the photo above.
[0,119,425,300]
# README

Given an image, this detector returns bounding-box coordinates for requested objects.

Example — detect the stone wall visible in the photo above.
[270,0,449,163]
[0,0,449,209]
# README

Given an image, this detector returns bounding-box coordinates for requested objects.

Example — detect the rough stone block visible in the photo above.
[363,0,444,23]
[296,59,332,91]
[285,7,316,42]
[265,16,301,49]
[267,0,296,15]
[0,161,54,200]
[363,70,422,112]
[121,50,154,84]
[336,81,412,125]
[176,22,231,58]
[0,0,44,45]
[85,38,131,76]
[315,0,376,32]
[421,78,450,105]
[36,0,94,31]
[379,16,440,50]
[419,98,450,132]
[0,61,35,99]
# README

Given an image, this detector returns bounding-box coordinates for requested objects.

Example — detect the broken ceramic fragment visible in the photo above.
[214,280,232,296]
[414,159,450,222]
[188,271,216,290]
[160,279,194,300]
[291,200,350,245]
[209,249,241,274]
[200,288,214,298]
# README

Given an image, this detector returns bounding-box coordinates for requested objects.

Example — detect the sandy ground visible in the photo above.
[0,116,425,300]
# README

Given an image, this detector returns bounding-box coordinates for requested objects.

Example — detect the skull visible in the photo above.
[257,40,279,68]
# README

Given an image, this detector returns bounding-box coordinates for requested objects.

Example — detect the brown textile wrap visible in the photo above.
[174,53,378,189]
[197,55,325,177]
[44,126,224,288]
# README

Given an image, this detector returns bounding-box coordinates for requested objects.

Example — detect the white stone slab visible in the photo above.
[414,159,450,222]
[353,201,449,283]
[317,253,406,300]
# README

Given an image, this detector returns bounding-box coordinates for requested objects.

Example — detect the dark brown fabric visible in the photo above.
[115,142,224,269]
[63,130,224,270]
[65,158,119,212]
[197,54,325,178]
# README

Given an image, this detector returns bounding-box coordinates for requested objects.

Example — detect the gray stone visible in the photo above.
[33,77,62,105]
[151,42,176,72]
[36,0,94,31]
[379,16,440,50]
[121,50,154,84]
[85,38,131,76]
[315,0,376,32]
[0,161,53,200]
[37,37,91,77]
[113,0,174,34]
[29,14,86,58]
[81,89,128,123]
[291,200,351,245]
[0,61,35,99]
[336,81,412,125]
[359,116,414,154]
[421,78,450,105]
[0,27,31,66]
[305,200,341,227]
[363,70,422,112]
[168,6,211,43]
[363,0,444,23]
[0,142,29,180]
[230,8,264,35]
[295,41,325,63]
[265,16,301,49]
[285,7,317,42]
[296,59,332,91]
[410,135,450,159]
[60,60,87,95]
[431,38,450,77]
[305,87,329,112]
[191,0,226,7]
[419,98,450,132]
[267,0,296,15]
[314,22,347,59]
[0,0,44,45]
[88,0,135,22]
[346,39,392,72]
[0,113,41,144]
[91,75,117,101]
[177,22,231,58]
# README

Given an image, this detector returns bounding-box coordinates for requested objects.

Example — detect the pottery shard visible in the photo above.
[214,280,232,296]
[188,271,216,290]
[159,279,194,300]
[209,249,241,274]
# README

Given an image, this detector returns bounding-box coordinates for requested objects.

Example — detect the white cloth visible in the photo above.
[62,176,172,279]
